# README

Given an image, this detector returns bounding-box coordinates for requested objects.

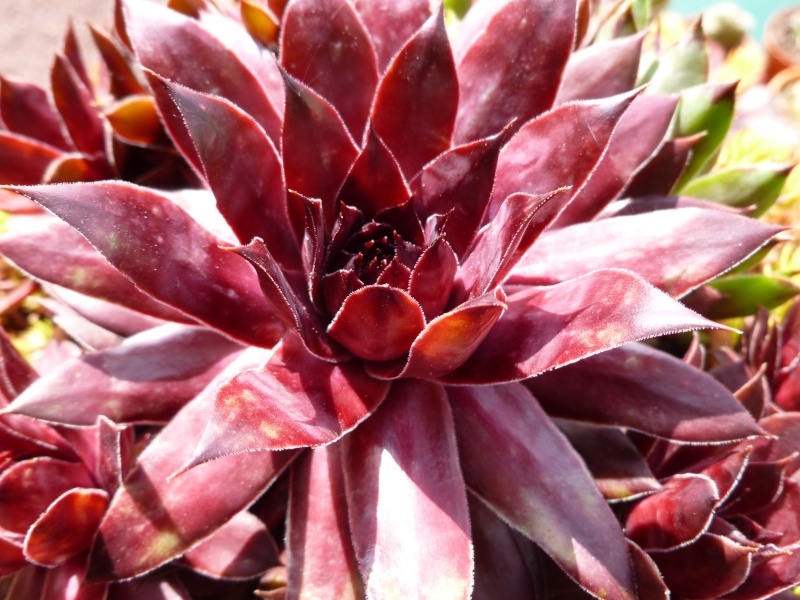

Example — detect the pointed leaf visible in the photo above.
[555,95,679,226]
[0,132,60,185]
[337,126,411,218]
[24,488,109,567]
[5,325,240,426]
[188,337,389,466]
[281,0,378,139]
[411,133,504,258]
[454,0,576,143]
[343,379,472,600]
[556,33,644,104]
[51,56,106,157]
[450,383,636,599]
[124,0,282,143]
[87,349,296,582]
[490,92,639,217]
[441,269,724,385]
[0,326,37,404]
[89,25,147,99]
[0,77,71,150]
[287,445,362,600]
[408,237,458,320]
[647,22,708,95]
[371,8,458,178]
[182,510,277,580]
[680,164,793,217]
[8,182,283,348]
[624,135,702,197]
[702,274,800,320]
[353,0,431,72]
[527,343,762,443]
[512,208,785,297]
[282,73,359,227]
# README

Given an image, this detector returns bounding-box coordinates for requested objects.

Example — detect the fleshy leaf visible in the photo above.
[150,77,300,269]
[679,163,793,217]
[511,208,785,298]
[182,510,277,580]
[124,0,282,143]
[556,33,644,104]
[0,77,71,150]
[282,73,359,227]
[490,92,639,218]
[624,135,703,197]
[287,445,362,600]
[24,488,109,567]
[105,95,167,147]
[408,237,458,320]
[187,337,390,466]
[450,383,636,599]
[625,475,719,551]
[343,379,472,600]
[51,55,106,157]
[526,343,762,443]
[371,7,458,178]
[555,95,679,226]
[281,0,378,139]
[87,349,295,581]
[0,132,61,185]
[4,325,240,426]
[700,274,800,320]
[8,182,283,348]
[411,132,504,258]
[646,21,708,95]
[327,285,425,361]
[454,0,576,143]
[353,0,431,72]
[441,269,726,385]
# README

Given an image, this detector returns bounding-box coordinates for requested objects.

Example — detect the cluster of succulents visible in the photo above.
[1,0,800,598]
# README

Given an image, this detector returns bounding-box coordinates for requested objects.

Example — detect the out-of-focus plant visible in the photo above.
[0,0,796,598]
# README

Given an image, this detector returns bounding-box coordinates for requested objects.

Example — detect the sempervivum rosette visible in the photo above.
[0,0,787,598]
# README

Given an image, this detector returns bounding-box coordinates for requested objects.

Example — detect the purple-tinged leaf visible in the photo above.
[63,24,91,91]
[450,383,636,599]
[453,0,576,144]
[408,237,457,321]
[555,95,679,226]
[154,77,300,269]
[0,326,37,405]
[327,285,425,361]
[723,458,793,516]
[441,269,726,385]
[0,535,26,576]
[624,135,703,197]
[527,343,762,443]
[0,77,71,150]
[627,541,670,599]
[456,191,566,302]
[299,194,325,309]
[4,325,240,426]
[512,208,784,297]
[490,92,639,218]
[556,33,644,104]
[411,133,504,258]
[182,510,277,580]
[87,349,296,582]
[343,379,472,600]
[41,556,109,600]
[89,25,147,99]
[187,337,389,466]
[109,573,190,600]
[337,126,411,218]
[51,56,106,157]
[366,288,507,380]
[723,544,800,599]
[287,445,362,600]
[234,238,344,361]
[555,420,661,501]
[650,534,752,599]
[625,475,719,551]
[282,73,359,227]
[36,295,123,352]
[470,497,540,600]
[281,0,378,139]
[353,0,430,72]
[24,488,108,567]
[0,133,60,185]
[371,7,458,178]
[697,449,751,505]
[321,269,363,317]
[376,259,411,289]
[8,182,283,348]
[0,458,94,534]
[124,0,282,143]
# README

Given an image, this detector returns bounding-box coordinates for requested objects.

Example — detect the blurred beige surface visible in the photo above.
[0,0,114,85]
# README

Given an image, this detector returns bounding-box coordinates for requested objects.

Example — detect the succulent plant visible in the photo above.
[0,0,794,598]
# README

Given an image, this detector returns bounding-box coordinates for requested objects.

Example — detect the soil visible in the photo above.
[0,0,115,86]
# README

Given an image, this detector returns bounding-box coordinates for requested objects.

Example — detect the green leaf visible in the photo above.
[631,0,651,31]
[647,21,707,95]
[673,82,737,190]
[680,163,793,217]
[444,0,471,19]
[705,274,800,319]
